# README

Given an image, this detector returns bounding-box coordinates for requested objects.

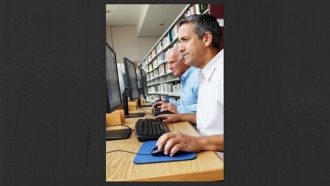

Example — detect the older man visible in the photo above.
[154,46,199,114]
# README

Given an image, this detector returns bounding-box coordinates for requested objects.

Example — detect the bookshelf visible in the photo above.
[139,4,224,103]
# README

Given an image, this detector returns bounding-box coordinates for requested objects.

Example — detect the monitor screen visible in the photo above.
[106,43,122,113]
[123,57,140,100]
[139,68,148,99]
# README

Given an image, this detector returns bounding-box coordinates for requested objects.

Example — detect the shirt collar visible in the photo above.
[201,49,224,80]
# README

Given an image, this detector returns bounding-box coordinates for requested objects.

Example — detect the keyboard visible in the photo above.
[135,118,170,142]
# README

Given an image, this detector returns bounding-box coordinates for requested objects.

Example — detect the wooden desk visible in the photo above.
[106,108,224,181]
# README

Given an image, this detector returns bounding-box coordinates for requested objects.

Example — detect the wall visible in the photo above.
[109,25,159,64]
[106,25,159,95]
[106,25,112,47]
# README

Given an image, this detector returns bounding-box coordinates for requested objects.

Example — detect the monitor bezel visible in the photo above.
[106,43,122,113]
[123,57,140,100]
[139,68,148,99]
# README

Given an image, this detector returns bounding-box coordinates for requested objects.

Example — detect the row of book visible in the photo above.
[160,95,180,102]
[143,34,174,67]
[146,51,166,73]
[145,95,179,103]
[184,4,208,17]
[147,61,172,81]
[147,78,179,89]
[145,95,161,103]
[143,4,208,68]
[148,82,181,96]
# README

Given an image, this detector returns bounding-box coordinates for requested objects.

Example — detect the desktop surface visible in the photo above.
[106,108,224,181]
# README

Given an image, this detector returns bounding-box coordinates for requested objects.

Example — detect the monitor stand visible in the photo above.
[122,90,145,118]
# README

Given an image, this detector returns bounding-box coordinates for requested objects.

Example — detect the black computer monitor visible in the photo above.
[106,43,122,113]
[138,68,149,100]
[123,57,140,100]
[122,57,145,118]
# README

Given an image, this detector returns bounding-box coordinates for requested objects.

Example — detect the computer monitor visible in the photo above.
[106,43,122,113]
[138,68,149,100]
[122,57,145,118]
[123,57,140,100]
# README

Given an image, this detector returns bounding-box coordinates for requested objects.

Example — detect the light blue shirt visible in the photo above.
[170,67,199,113]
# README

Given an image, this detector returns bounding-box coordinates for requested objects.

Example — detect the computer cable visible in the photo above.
[106,150,150,155]
[107,124,135,131]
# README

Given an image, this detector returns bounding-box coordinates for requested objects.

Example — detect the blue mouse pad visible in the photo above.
[133,140,197,164]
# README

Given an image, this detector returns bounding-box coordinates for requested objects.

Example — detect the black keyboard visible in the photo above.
[135,118,170,142]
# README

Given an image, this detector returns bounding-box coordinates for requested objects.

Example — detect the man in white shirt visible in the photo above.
[155,14,224,159]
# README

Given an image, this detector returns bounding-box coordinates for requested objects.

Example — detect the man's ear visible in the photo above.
[203,32,213,47]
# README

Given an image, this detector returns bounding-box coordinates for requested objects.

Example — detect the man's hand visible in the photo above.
[155,114,181,124]
[156,113,196,124]
[156,132,202,156]
[156,133,224,156]
[160,102,177,113]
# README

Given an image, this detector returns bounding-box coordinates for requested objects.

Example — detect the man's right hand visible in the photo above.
[155,114,180,124]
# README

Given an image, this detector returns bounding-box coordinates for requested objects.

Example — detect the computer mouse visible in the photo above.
[151,146,166,156]
[151,147,186,156]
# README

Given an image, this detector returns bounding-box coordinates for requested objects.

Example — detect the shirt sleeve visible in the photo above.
[170,100,178,106]
[177,79,198,113]
[177,103,198,113]
[172,67,200,114]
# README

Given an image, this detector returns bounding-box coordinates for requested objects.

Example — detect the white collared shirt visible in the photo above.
[197,49,224,158]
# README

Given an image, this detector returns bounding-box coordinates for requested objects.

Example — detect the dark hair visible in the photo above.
[178,14,222,50]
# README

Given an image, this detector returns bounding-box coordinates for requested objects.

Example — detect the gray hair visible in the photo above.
[168,46,184,62]
[178,14,221,50]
